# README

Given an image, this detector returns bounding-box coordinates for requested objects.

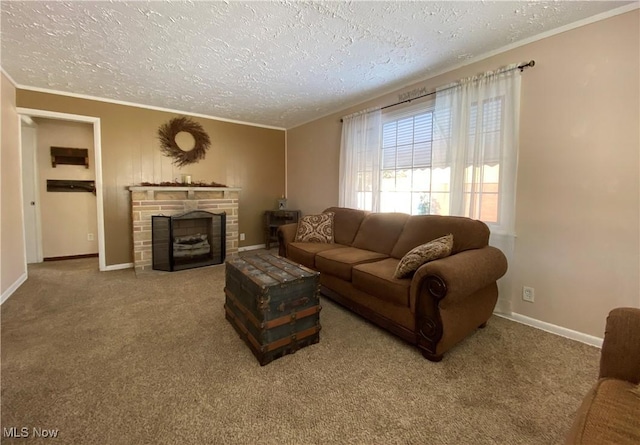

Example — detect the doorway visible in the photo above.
[20,116,41,263]
[18,108,106,271]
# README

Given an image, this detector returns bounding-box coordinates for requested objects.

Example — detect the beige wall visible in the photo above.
[287,113,341,214]
[1,72,27,296]
[16,91,286,266]
[35,119,98,258]
[286,11,640,338]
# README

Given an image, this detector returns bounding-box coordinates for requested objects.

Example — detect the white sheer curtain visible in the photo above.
[433,64,521,313]
[339,109,382,211]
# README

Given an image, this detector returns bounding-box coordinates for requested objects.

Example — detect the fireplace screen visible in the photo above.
[151,211,226,271]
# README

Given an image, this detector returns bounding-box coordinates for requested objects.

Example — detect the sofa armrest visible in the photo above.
[277,223,298,257]
[599,307,640,383]
[410,246,508,310]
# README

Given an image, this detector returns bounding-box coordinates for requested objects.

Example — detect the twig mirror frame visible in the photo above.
[158,116,211,167]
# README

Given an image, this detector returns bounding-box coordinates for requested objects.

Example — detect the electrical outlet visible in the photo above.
[522,286,535,303]
[239,233,245,241]
[87,233,94,241]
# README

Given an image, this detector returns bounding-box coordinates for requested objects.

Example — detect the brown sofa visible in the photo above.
[277,206,508,361]
[565,307,640,445]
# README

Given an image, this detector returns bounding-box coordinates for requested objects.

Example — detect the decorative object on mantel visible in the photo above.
[158,116,210,167]
[51,147,89,168]
[138,181,227,188]
[398,86,429,102]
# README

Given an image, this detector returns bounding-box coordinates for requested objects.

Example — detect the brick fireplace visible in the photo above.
[128,186,241,274]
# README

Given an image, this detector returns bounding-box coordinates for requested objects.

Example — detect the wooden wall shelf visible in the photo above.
[51,147,89,168]
[47,180,96,194]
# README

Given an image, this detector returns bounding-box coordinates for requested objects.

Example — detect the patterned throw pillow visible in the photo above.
[393,234,454,279]
[294,212,335,243]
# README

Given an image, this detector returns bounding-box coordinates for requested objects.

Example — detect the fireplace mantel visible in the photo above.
[129,186,242,192]
[128,186,241,273]
[129,186,241,201]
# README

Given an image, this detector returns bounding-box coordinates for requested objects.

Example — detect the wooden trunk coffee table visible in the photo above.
[224,253,321,366]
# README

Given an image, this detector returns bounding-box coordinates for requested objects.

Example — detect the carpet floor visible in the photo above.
[1,257,599,445]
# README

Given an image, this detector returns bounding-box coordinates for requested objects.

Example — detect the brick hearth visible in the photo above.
[128,186,241,273]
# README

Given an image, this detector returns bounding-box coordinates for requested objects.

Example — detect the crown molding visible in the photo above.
[446,2,640,76]
[14,84,286,131]
[0,67,19,88]
[6,3,637,131]
[289,2,640,130]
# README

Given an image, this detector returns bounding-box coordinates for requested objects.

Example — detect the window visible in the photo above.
[380,98,504,224]
[340,65,520,315]
[381,105,450,216]
[461,97,504,223]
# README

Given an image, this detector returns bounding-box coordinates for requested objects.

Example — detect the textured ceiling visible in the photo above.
[0,1,634,129]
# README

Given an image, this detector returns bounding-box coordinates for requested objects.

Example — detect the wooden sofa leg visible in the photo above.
[421,350,443,362]
[478,322,487,329]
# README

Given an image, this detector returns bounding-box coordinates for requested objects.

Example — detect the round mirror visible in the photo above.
[174,131,196,152]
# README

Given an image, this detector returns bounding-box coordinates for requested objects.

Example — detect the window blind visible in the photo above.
[382,111,434,170]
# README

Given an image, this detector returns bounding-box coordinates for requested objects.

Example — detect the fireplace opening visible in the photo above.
[151,211,226,271]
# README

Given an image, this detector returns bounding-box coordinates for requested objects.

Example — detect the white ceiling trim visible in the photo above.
[466,2,640,68]
[4,2,637,131]
[289,2,640,130]
[0,66,19,88]
[12,84,286,131]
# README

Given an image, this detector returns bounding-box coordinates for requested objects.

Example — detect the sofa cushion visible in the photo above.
[320,273,415,331]
[315,247,388,282]
[287,242,346,269]
[323,207,368,246]
[394,234,453,279]
[352,258,410,307]
[295,212,335,243]
[390,215,490,258]
[351,213,409,255]
[566,378,640,445]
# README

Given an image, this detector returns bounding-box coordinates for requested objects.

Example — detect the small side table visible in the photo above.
[264,210,301,249]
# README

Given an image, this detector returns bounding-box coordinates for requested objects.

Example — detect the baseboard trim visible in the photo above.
[495,312,603,348]
[1,272,28,305]
[44,253,99,261]
[103,263,133,271]
[238,244,267,252]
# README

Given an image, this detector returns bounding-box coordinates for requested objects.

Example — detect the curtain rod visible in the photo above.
[341,60,535,122]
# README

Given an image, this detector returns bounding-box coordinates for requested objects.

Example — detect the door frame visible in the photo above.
[17,108,106,271]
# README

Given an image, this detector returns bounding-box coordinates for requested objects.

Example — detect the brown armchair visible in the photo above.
[565,307,640,445]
